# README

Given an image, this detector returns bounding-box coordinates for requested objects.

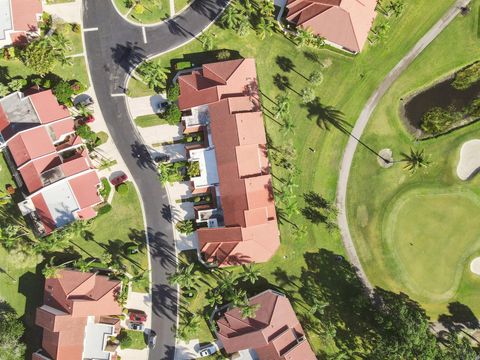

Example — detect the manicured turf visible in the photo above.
[134,114,169,127]
[113,0,131,15]
[119,329,148,350]
[64,26,84,56]
[128,0,170,23]
[0,153,14,189]
[143,0,460,353]
[347,0,480,318]
[174,0,190,13]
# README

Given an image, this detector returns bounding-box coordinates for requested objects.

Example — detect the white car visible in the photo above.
[198,344,217,357]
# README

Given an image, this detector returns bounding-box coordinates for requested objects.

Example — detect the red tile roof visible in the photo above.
[18,153,62,193]
[216,290,317,360]
[179,59,279,266]
[7,126,55,166]
[286,0,377,53]
[10,0,42,32]
[29,90,71,124]
[35,269,122,360]
[30,193,56,234]
[68,170,101,209]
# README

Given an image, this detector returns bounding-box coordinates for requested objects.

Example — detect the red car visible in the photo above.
[110,174,128,186]
[128,310,147,323]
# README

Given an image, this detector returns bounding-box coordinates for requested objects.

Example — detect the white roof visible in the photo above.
[189,147,219,188]
[41,180,79,227]
[82,317,114,360]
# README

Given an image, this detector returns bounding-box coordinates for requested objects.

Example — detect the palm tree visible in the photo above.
[199,33,214,51]
[218,270,239,295]
[101,252,113,266]
[74,258,95,272]
[256,18,274,40]
[283,197,300,219]
[386,0,406,17]
[240,303,260,319]
[168,263,199,290]
[309,70,323,86]
[309,297,329,316]
[237,16,251,37]
[0,224,27,250]
[240,263,260,284]
[220,6,242,29]
[400,148,430,173]
[259,0,275,17]
[281,115,296,135]
[273,93,290,120]
[137,61,168,91]
[42,258,69,279]
[370,22,390,44]
[229,288,248,307]
[205,288,223,308]
[49,33,72,53]
[176,313,201,341]
[76,104,92,118]
[295,27,315,47]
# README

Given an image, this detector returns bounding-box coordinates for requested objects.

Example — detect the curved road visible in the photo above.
[82,1,228,359]
[336,0,471,292]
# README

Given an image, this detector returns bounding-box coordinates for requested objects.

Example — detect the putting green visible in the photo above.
[383,188,480,302]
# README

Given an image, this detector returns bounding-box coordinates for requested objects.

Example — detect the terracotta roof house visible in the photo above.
[285,0,377,53]
[33,269,122,360]
[0,0,43,47]
[216,290,317,359]
[0,90,102,235]
[177,59,280,267]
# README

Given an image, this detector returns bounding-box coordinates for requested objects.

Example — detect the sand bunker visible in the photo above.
[457,139,480,180]
[470,257,480,275]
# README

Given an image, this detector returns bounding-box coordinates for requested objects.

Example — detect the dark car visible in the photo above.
[127,321,144,331]
[154,154,170,163]
[157,101,171,114]
[110,174,128,186]
[74,94,94,108]
[128,310,147,323]
[148,331,157,349]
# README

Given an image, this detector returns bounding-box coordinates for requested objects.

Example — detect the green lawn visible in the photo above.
[347,0,480,319]
[134,114,169,127]
[64,27,84,56]
[113,0,131,15]
[145,0,461,354]
[0,153,14,189]
[119,329,147,350]
[174,0,190,13]
[128,76,154,98]
[128,0,170,24]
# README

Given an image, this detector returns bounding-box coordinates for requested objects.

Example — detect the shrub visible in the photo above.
[193,196,201,203]
[71,23,81,33]
[99,178,111,199]
[452,62,480,90]
[167,83,180,101]
[164,103,181,125]
[76,124,97,143]
[53,81,74,105]
[118,330,133,348]
[187,161,200,178]
[134,4,145,14]
[195,135,201,142]
[97,204,112,216]
[116,183,128,194]
[71,81,86,94]
[42,78,52,89]
[176,220,195,235]
[186,136,193,143]
[205,196,211,202]
[216,50,231,60]
[421,106,459,135]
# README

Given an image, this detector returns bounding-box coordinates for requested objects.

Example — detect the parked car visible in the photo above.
[148,331,157,349]
[127,321,144,331]
[128,309,147,323]
[154,154,170,163]
[74,94,94,108]
[110,174,128,186]
[157,101,171,114]
[198,344,217,357]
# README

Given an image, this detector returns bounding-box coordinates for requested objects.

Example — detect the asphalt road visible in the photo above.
[82,1,228,359]
[335,0,471,293]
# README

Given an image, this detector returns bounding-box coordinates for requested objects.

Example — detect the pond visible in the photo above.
[403,76,480,130]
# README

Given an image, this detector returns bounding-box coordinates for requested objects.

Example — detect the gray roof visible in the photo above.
[0,0,12,41]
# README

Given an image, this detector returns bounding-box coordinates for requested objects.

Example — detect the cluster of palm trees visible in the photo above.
[219,0,276,40]
[370,0,406,45]
[169,261,263,340]
[294,27,325,49]
[135,60,169,92]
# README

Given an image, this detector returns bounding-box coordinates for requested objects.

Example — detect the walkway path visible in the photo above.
[82,0,228,359]
[336,0,471,292]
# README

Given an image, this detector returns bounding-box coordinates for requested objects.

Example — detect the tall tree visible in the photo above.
[400,148,430,173]
[295,27,315,47]
[240,263,260,284]
[137,61,168,92]
[176,313,201,341]
[168,263,199,290]
[205,288,223,308]
[273,93,290,120]
[0,305,26,360]
[386,0,406,17]
[240,303,260,319]
[281,115,296,135]
[256,18,274,40]
[300,87,315,104]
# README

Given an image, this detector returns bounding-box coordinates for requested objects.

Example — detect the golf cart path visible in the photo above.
[336,0,471,292]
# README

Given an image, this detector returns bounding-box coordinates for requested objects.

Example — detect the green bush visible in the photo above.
[53,81,74,105]
[71,81,86,94]
[116,183,128,194]
[176,220,195,235]
[187,161,200,178]
[452,62,480,90]
[76,124,97,143]
[163,103,181,125]
[99,177,111,199]
[97,204,112,216]
[167,82,180,101]
[193,196,201,203]
[71,23,81,33]
[195,135,201,142]
[186,136,193,143]
[118,330,133,348]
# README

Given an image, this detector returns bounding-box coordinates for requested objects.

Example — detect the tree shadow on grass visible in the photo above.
[438,301,480,332]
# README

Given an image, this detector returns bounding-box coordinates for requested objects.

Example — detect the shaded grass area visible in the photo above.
[128,77,155,98]
[0,152,14,189]
[64,26,84,56]
[128,0,170,24]
[134,114,169,127]
[145,0,459,354]
[0,56,90,88]
[119,329,148,350]
[347,0,480,318]
[174,0,190,13]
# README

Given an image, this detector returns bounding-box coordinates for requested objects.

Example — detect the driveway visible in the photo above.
[82,0,228,359]
[128,95,168,118]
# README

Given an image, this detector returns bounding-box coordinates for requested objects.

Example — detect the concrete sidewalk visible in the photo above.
[43,0,83,24]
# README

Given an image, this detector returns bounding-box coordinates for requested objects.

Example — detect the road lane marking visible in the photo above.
[83,27,99,32]
[142,27,147,44]
[111,93,125,97]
